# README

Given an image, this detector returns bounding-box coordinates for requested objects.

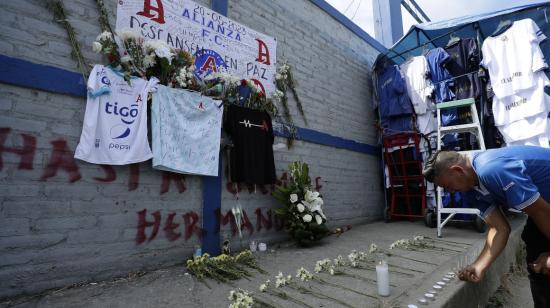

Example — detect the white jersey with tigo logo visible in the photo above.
[481,18,547,98]
[400,56,434,115]
[491,71,550,126]
[75,65,158,165]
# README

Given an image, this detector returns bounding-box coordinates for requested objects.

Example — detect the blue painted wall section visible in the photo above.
[274,127,379,157]
[201,0,229,256]
[0,54,87,97]
[308,0,388,53]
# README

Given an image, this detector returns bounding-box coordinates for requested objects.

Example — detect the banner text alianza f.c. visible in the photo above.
[117,0,278,96]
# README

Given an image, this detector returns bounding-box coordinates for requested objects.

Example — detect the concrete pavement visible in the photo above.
[0,214,527,308]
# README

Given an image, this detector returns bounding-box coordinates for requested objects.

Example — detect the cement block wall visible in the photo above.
[0,0,383,298]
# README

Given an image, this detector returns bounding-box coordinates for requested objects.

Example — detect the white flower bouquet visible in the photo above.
[273,161,329,246]
[92,28,195,87]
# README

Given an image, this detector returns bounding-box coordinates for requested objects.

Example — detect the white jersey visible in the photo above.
[497,112,550,144]
[481,18,547,98]
[400,56,434,115]
[151,85,223,176]
[506,133,550,148]
[491,71,550,126]
[75,65,158,165]
[416,109,437,135]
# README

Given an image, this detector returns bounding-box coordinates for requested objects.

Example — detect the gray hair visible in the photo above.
[422,151,466,182]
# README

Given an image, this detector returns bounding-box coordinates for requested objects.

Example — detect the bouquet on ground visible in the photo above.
[273,161,329,246]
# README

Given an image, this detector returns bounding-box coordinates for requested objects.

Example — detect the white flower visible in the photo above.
[154,46,174,63]
[329,268,335,275]
[259,284,267,292]
[290,194,298,203]
[296,203,305,213]
[334,255,346,266]
[143,54,156,68]
[120,55,132,63]
[276,73,283,80]
[302,214,312,222]
[314,264,322,273]
[117,28,139,41]
[96,31,112,42]
[315,214,323,225]
[143,40,168,52]
[369,243,378,254]
[296,267,313,281]
[92,41,102,53]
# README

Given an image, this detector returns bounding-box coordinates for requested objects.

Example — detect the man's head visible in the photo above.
[423,151,477,193]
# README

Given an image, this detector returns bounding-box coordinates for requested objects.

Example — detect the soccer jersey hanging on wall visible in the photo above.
[75,65,158,165]
[151,85,223,176]
[224,105,276,185]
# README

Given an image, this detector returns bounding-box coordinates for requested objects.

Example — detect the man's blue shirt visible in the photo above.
[468,146,550,218]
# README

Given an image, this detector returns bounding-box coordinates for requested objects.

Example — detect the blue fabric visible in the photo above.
[468,146,550,218]
[380,114,413,133]
[425,48,455,103]
[425,48,457,126]
[377,65,413,118]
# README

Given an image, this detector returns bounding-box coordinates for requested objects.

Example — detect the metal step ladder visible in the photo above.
[436,98,486,237]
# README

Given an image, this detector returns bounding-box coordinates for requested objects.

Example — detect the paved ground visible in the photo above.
[0,216,526,308]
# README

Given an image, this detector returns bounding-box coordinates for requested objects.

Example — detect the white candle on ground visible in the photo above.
[376,260,390,296]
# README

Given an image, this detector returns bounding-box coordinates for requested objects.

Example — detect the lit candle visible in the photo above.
[376,260,390,296]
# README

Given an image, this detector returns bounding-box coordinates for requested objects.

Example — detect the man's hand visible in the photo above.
[531,252,550,276]
[458,263,485,283]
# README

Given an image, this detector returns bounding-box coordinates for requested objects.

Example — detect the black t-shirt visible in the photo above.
[224,104,276,185]
[444,38,482,100]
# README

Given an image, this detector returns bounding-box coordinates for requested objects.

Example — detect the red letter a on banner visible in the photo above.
[255,38,270,65]
[137,0,166,24]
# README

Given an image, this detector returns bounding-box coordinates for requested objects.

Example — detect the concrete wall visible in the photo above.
[0,0,383,298]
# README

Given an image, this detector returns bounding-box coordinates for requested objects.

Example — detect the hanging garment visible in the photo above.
[425,47,457,126]
[380,114,414,133]
[151,85,223,176]
[74,65,158,165]
[425,47,456,103]
[400,56,434,114]
[497,113,550,145]
[444,38,483,100]
[224,105,276,185]
[415,110,437,135]
[481,18,548,98]
[506,134,550,147]
[491,71,550,126]
[376,64,414,118]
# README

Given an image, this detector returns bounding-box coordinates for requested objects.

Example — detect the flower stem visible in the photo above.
[287,283,357,308]
[312,277,378,300]
[266,289,315,308]
[426,236,473,246]
[385,253,439,266]
[252,295,280,308]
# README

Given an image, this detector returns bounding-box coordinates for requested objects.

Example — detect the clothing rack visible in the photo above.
[384,3,549,62]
